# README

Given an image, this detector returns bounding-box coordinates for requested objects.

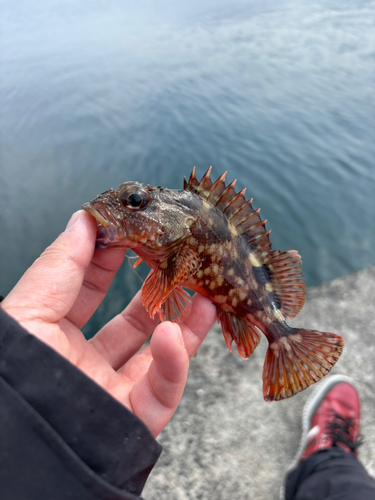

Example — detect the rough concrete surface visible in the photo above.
[143,267,375,500]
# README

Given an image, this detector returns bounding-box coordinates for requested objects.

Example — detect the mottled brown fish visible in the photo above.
[82,167,344,402]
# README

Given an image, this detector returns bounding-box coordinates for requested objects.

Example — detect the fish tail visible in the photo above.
[262,327,344,402]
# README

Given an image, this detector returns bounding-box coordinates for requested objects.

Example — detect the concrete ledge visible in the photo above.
[144,267,375,499]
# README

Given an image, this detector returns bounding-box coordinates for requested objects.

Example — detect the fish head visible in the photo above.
[82,181,197,251]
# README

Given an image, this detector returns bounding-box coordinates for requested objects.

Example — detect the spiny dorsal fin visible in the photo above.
[183,167,273,254]
[263,250,306,319]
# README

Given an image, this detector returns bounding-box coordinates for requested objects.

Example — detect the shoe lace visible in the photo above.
[326,412,363,452]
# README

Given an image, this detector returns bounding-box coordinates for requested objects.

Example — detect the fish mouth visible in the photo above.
[82,202,129,249]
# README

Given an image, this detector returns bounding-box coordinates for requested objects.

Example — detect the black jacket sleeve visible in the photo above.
[0,307,162,500]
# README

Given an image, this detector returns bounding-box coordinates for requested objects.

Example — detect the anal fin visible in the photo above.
[218,309,261,359]
[263,328,345,402]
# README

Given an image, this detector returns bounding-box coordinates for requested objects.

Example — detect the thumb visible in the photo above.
[2,211,97,324]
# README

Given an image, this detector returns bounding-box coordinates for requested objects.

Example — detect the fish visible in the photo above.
[82,167,344,402]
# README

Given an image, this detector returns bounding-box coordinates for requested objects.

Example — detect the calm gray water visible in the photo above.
[1,0,374,336]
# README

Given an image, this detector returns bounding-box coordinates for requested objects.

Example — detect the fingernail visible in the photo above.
[65,210,83,231]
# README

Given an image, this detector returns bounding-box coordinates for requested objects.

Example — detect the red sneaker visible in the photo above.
[280,374,362,500]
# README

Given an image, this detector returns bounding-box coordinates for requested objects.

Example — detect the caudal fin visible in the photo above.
[262,328,344,402]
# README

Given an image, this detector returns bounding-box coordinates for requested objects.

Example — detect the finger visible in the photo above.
[65,244,127,328]
[118,344,153,384]
[180,294,217,358]
[91,292,217,371]
[90,290,159,371]
[129,322,189,437]
[2,211,96,324]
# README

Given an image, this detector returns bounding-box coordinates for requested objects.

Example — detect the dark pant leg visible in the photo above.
[285,447,375,500]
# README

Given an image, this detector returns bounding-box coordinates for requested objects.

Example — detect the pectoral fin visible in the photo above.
[133,258,143,268]
[158,286,193,323]
[142,247,201,319]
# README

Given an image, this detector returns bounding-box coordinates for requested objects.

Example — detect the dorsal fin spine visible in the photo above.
[256,232,272,249]
[215,179,237,207]
[196,166,213,192]
[228,196,253,220]
[209,172,227,193]
[236,209,261,230]
[201,166,212,183]
[223,188,247,214]
[203,171,226,204]
[252,220,267,229]
[187,167,198,189]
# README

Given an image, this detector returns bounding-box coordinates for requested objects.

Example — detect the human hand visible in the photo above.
[1,210,216,437]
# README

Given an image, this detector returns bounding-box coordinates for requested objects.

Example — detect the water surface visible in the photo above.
[1,0,374,335]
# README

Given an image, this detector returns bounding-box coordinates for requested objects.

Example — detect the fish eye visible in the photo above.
[128,193,142,207]
[119,187,150,210]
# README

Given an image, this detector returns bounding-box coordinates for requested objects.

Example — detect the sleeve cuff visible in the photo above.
[0,307,162,496]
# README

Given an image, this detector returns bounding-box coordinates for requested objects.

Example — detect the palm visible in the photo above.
[2,212,216,437]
